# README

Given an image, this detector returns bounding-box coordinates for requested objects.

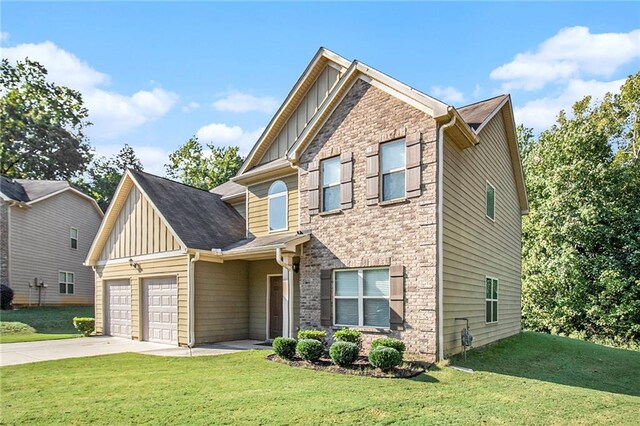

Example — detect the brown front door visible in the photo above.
[269,276,283,339]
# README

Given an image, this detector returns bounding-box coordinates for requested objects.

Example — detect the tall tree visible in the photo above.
[520,72,640,346]
[75,144,143,211]
[165,137,244,190]
[0,58,92,179]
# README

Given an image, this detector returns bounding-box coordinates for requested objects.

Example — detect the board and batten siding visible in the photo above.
[94,255,188,344]
[442,111,522,356]
[99,185,181,261]
[9,191,102,305]
[247,174,299,237]
[259,65,341,164]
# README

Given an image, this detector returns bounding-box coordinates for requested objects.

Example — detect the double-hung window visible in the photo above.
[321,156,341,212]
[70,227,78,249]
[486,182,495,221]
[485,277,498,323]
[381,139,406,201]
[59,272,74,294]
[334,268,390,328]
[268,180,287,232]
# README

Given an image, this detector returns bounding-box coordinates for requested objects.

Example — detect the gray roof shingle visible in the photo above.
[458,95,509,130]
[210,180,245,198]
[0,176,75,202]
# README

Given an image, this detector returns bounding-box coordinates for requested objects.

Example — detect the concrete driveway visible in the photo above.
[0,337,268,367]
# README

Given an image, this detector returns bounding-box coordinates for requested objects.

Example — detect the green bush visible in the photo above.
[0,322,35,335]
[371,338,406,358]
[72,317,95,337]
[333,328,363,350]
[272,337,297,360]
[296,339,324,362]
[297,329,326,343]
[368,346,402,371]
[329,341,359,366]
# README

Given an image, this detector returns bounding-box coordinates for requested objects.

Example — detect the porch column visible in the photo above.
[281,256,295,338]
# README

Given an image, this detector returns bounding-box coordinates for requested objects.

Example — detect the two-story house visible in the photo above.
[85,48,527,360]
[1,177,103,305]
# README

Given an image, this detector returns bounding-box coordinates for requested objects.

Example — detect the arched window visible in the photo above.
[268,180,287,232]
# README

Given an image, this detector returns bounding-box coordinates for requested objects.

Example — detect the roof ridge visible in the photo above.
[458,94,508,110]
[128,169,216,194]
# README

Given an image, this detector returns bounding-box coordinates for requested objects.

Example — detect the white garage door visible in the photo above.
[106,281,131,338]
[143,277,178,345]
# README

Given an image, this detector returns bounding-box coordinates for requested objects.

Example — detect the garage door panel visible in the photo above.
[106,281,131,338]
[144,277,177,345]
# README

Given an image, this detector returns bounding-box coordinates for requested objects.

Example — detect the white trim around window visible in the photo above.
[485,276,498,324]
[321,156,341,212]
[268,180,288,232]
[333,267,390,328]
[380,139,407,202]
[59,271,75,294]
[486,181,496,221]
[70,227,78,250]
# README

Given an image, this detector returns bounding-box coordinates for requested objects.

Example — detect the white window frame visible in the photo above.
[321,156,341,212]
[486,181,496,221]
[380,139,407,202]
[268,180,288,233]
[70,227,78,250]
[485,276,498,324]
[59,271,75,294]
[333,267,390,328]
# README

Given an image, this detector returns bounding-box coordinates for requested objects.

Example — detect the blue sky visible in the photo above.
[2,2,639,175]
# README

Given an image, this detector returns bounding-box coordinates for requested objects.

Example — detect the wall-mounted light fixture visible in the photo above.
[292,262,300,273]
[128,258,140,269]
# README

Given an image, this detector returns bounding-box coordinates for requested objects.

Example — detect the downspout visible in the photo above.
[188,252,200,348]
[276,247,294,338]
[437,111,456,361]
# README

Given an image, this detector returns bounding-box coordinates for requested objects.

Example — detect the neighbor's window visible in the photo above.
[70,227,78,249]
[334,268,390,328]
[486,182,495,220]
[321,156,341,212]
[486,277,498,323]
[268,180,288,232]
[381,139,406,201]
[59,272,74,294]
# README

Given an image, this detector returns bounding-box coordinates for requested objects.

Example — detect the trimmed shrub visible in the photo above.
[371,338,406,358]
[333,328,363,350]
[297,329,326,343]
[329,341,359,366]
[0,284,14,310]
[73,317,95,336]
[0,322,35,335]
[369,346,402,371]
[296,339,324,362]
[273,337,297,360]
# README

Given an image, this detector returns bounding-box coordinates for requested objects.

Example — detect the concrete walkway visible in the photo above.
[0,337,269,367]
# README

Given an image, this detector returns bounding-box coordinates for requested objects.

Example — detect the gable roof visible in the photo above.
[1,175,103,215]
[210,179,245,200]
[458,95,510,131]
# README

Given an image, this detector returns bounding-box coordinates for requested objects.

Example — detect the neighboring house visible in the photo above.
[0,177,103,305]
[86,48,527,360]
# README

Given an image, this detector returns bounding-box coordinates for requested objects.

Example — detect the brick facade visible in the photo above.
[297,79,439,361]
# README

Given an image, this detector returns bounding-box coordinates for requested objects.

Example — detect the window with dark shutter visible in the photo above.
[365,144,380,205]
[405,132,422,198]
[320,269,332,326]
[308,162,320,216]
[389,265,405,330]
[340,151,353,209]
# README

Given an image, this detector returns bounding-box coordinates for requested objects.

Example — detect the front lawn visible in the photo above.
[0,306,93,343]
[1,332,638,424]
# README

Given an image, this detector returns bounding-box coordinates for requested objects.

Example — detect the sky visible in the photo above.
[2,2,639,175]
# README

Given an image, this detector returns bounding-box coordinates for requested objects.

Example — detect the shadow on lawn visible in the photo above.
[449,331,640,397]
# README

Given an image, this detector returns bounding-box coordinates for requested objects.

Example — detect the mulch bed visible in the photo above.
[266,353,430,378]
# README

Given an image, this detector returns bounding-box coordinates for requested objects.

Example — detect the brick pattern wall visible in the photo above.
[298,79,438,360]
[0,203,8,287]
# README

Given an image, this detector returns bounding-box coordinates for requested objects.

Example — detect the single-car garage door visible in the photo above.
[143,277,178,344]
[106,280,131,338]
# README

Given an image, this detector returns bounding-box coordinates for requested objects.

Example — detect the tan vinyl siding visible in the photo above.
[259,65,341,164]
[442,111,522,356]
[194,260,249,343]
[247,174,299,237]
[94,255,188,344]
[99,185,180,261]
[248,260,282,340]
[9,191,102,305]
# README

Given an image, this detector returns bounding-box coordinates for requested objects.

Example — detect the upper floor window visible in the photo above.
[70,227,78,249]
[485,277,498,323]
[334,268,390,328]
[381,139,406,201]
[59,271,74,294]
[268,180,288,232]
[321,156,341,212]
[486,182,495,221]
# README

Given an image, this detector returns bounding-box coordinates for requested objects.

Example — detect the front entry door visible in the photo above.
[269,276,283,339]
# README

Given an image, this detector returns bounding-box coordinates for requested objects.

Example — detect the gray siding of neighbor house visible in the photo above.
[1,203,8,287]
[9,191,102,305]
[442,111,522,356]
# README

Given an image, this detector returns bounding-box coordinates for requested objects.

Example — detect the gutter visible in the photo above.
[188,252,200,348]
[437,111,457,361]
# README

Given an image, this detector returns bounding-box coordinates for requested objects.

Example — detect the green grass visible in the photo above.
[1,332,638,425]
[0,306,93,343]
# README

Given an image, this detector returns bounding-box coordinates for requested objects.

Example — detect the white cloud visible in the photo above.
[1,32,9,42]
[491,27,640,91]
[514,78,625,131]
[196,123,265,155]
[430,85,465,104]
[472,84,482,99]
[182,101,200,112]
[1,41,178,138]
[94,144,170,177]
[212,91,278,114]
